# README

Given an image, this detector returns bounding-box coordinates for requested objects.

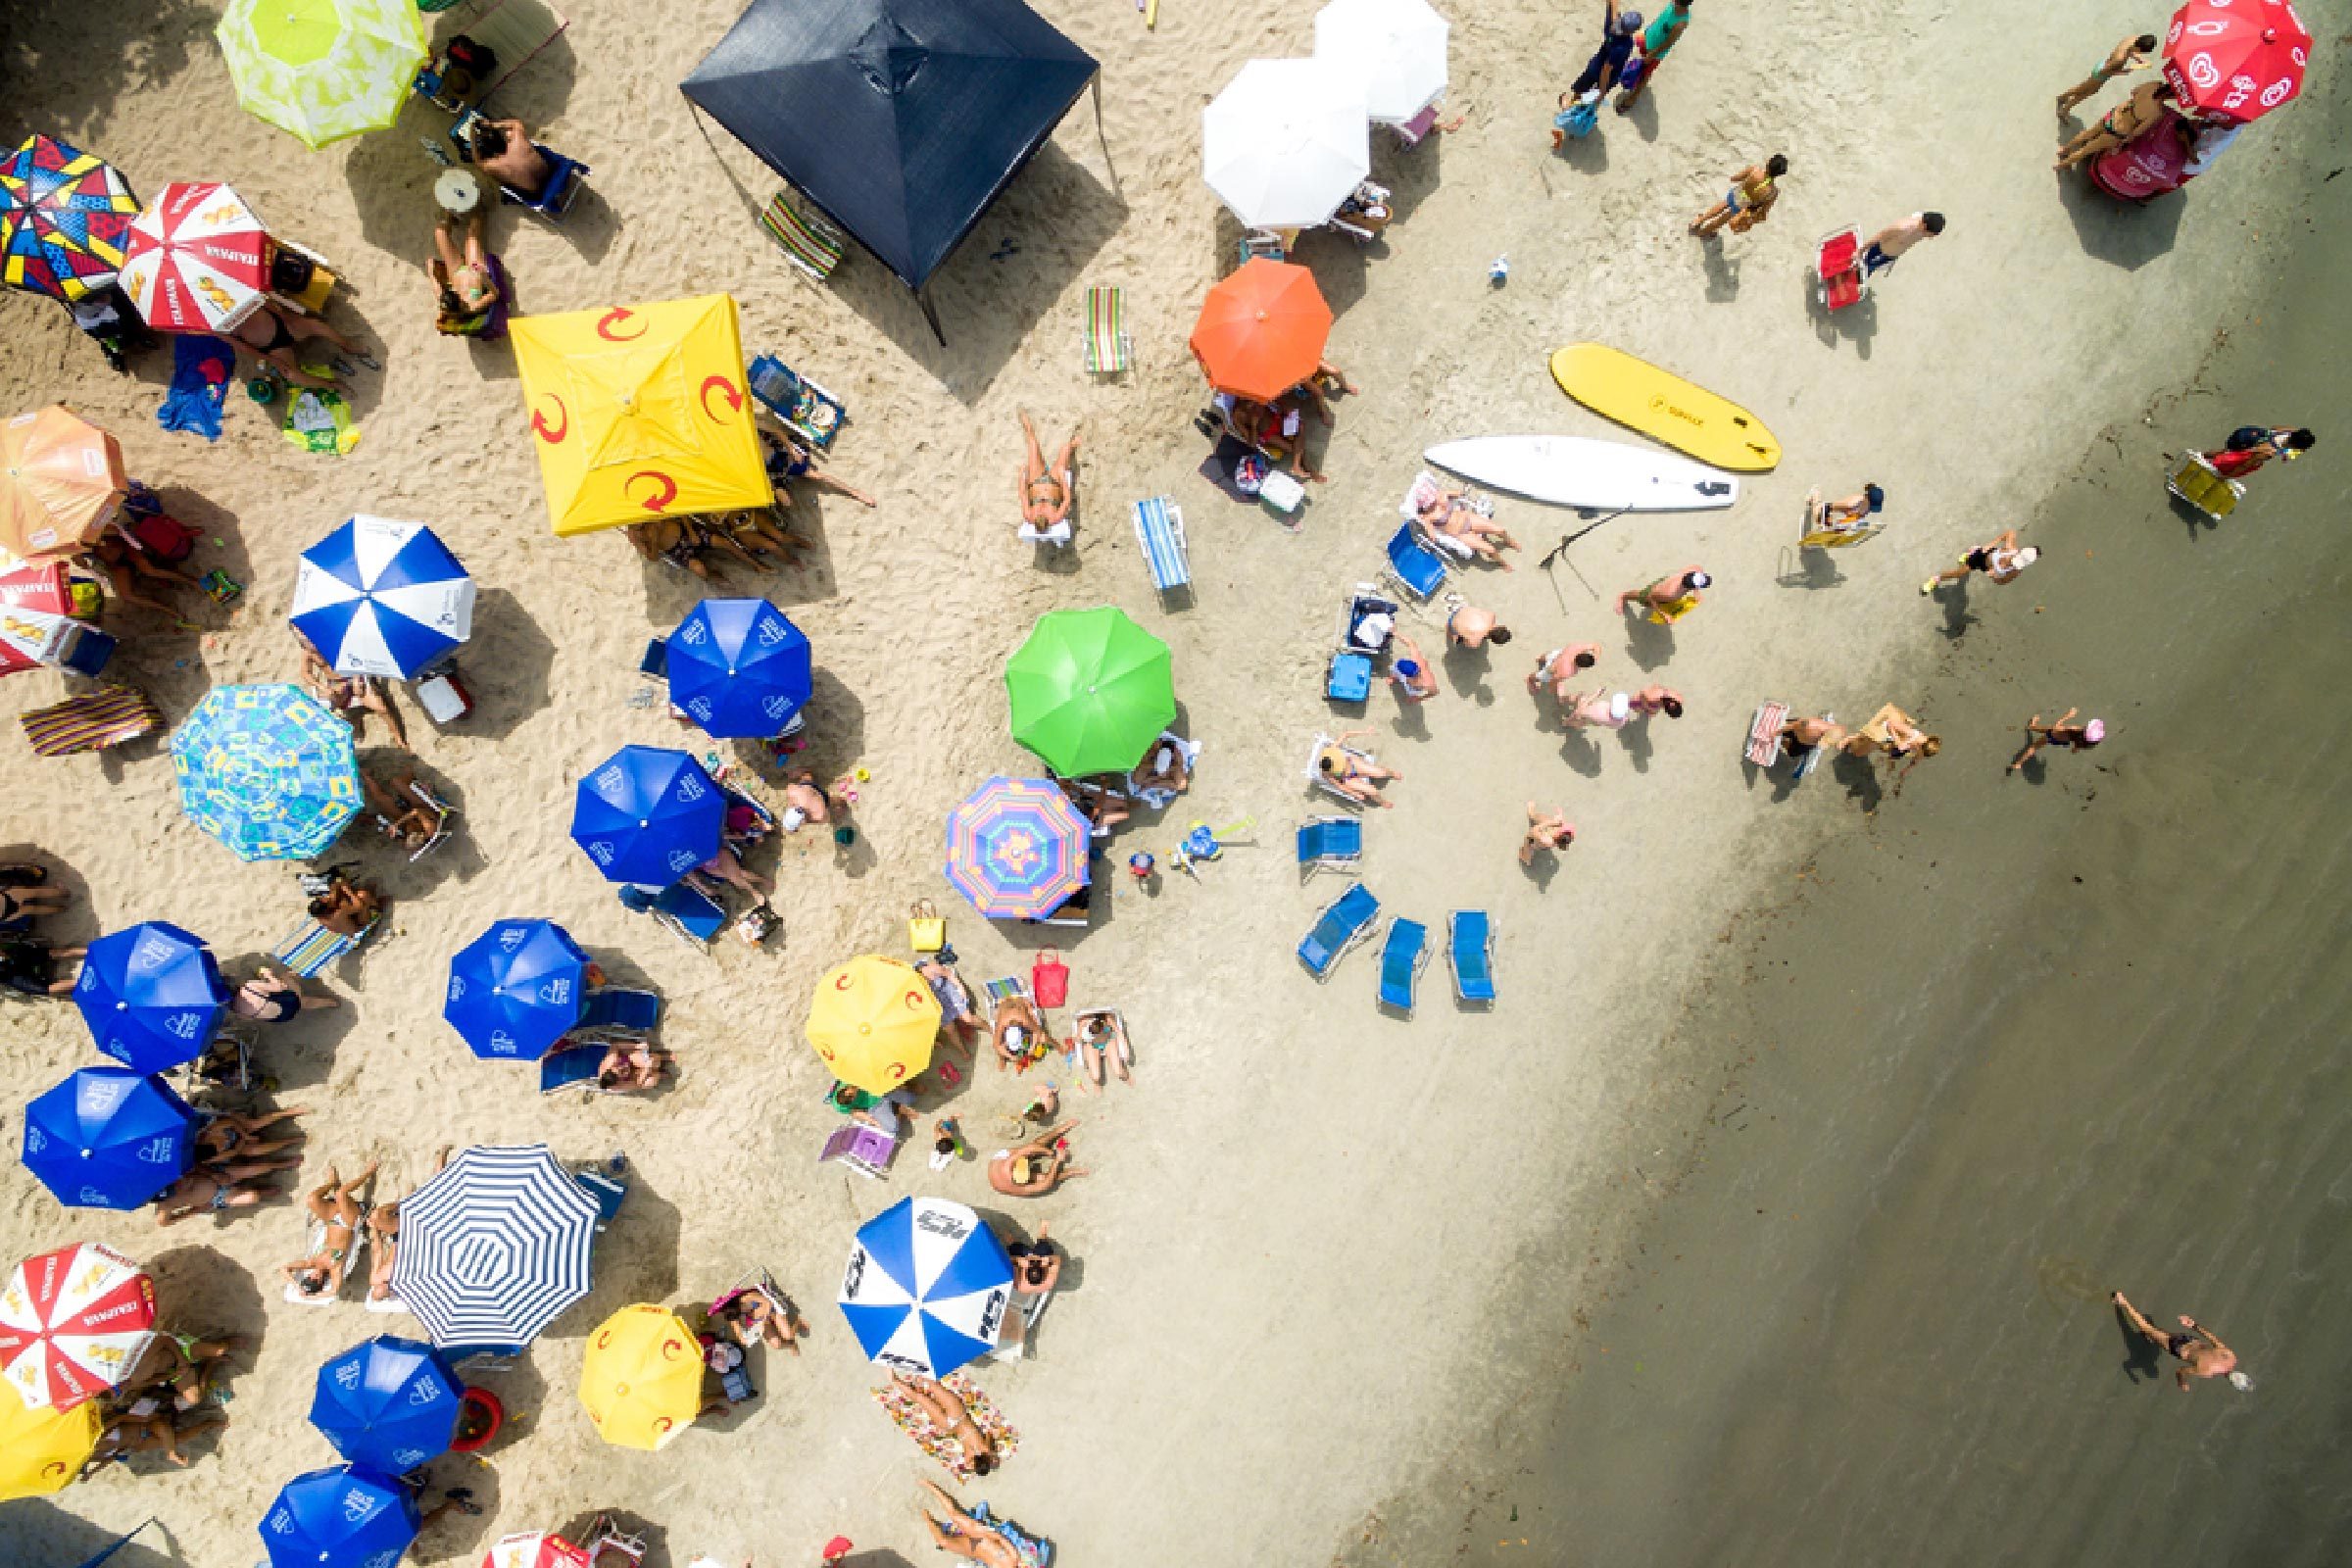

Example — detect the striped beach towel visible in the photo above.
[1131,496,1188,597]
[873,1372,1020,1483]
[1083,287,1129,373]
[760,195,846,282]
[21,686,161,757]
[1745,703,1788,768]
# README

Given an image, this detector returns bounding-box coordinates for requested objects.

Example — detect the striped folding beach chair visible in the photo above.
[1131,495,1189,603]
[272,916,375,979]
[1083,287,1130,373]
[760,194,847,283]
[20,686,161,757]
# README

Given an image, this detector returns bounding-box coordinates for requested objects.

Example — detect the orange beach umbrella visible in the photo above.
[1189,259,1332,403]
[0,407,125,564]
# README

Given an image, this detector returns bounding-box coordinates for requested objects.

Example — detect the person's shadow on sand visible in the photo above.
[1933,583,1980,642]
[1442,647,1495,707]
[1830,751,1883,813]
[1622,612,1676,671]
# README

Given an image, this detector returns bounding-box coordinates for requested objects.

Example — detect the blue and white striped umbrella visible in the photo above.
[290,515,474,679]
[837,1197,1014,1377]
[386,1145,598,1351]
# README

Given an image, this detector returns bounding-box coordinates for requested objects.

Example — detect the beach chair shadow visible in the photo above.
[1776,545,1846,591]
[1802,270,1878,358]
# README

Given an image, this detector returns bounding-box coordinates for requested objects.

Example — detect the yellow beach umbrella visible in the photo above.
[808,955,940,1095]
[510,294,772,537]
[0,1382,100,1500]
[578,1303,703,1451]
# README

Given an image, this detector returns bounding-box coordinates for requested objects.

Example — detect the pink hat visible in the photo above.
[2082,719,2105,745]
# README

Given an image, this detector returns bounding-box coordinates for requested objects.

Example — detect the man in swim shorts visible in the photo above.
[1444,598,1512,651]
[1860,211,1944,276]
[1388,632,1438,704]
[1527,643,1599,705]
[2113,1291,2242,1393]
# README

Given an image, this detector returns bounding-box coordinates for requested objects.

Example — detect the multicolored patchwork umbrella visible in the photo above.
[0,136,140,303]
[74,920,230,1074]
[119,182,270,334]
[944,776,1089,920]
[1004,607,1176,777]
[170,684,364,861]
[838,1197,1013,1378]
[216,0,428,151]
[291,515,475,679]
[0,1243,158,1411]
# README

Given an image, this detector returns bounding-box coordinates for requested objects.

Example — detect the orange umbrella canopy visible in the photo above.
[0,407,125,563]
[1188,259,1332,403]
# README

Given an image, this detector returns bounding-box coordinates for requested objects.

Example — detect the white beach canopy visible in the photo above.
[1201,58,1370,230]
[1313,0,1450,124]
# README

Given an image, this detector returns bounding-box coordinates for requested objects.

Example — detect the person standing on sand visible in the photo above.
[1860,211,1943,277]
[1444,598,1512,652]
[1922,529,2036,595]
[1521,804,1575,866]
[2056,32,2157,116]
[2202,425,2315,480]
[1553,4,1642,146]
[2009,709,2104,772]
[1616,566,1709,623]
[1615,0,1691,113]
[1629,684,1685,719]
[2113,1292,2247,1393]
[2055,79,2174,171]
[1388,632,1439,704]
[1528,643,1599,706]
[1690,155,1787,238]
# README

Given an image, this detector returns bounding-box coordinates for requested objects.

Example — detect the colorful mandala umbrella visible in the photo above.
[0,1243,158,1411]
[0,136,139,303]
[217,0,428,150]
[944,776,1089,919]
[170,683,364,861]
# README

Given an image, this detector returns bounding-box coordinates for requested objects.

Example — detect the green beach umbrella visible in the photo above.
[1005,608,1175,777]
[216,0,428,151]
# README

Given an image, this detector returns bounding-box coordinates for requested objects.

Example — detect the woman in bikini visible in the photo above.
[1521,803,1576,866]
[1417,490,1520,567]
[597,1040,671,1093]
[2055,78,2174,170]
[1777,712,1850,762]
[154,1163,296,1225]
[716,1279,805,1354]
[913,1480,1024,1568]
[1690,153,1788,236]
[230,300,360,389]
[427,209,503,336]
[762,424,876,508]
[0,867,70,931]
[891,1372,1001,1475]
[1071,1009,1133,1091]
[122,1331,248,1410]
[1316,727,1403,808]
[1016,411,1078,544]
[2009,708,2105,772]
[364,1147,449,1303]
[197,1104,307,1167]
[283,1163,376,1298]
[231,964,336,1025]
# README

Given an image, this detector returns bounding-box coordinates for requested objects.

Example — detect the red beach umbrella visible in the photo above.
[2162,0,2311,123]
[1189,259,1333,403]
[0,1242,159,1411]
[119,181,271,333]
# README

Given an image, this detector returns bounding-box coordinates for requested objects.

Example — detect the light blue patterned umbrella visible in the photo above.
[943,776,1089,919]
[171,684,362,860]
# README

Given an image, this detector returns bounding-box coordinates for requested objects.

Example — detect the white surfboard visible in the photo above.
[1424,436,1740,512]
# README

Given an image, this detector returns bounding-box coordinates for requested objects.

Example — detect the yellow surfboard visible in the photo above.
[1549,344,1781,472]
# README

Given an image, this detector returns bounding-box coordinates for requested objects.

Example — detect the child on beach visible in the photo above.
[2009,709,2104,772]
[1553,2,1642,147]
[2055,32,2157,116]
[1922,529,2035,595]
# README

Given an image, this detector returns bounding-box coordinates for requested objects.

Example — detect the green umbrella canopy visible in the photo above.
[1005,607,1175,777]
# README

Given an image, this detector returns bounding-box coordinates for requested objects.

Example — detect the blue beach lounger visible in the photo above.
[1133,496,1190,603]
[1383,523,1448,602]
[1378,918,1430,1015]
[539,1043,606,1095]
[1298,882,1380,979]
[1449,910,1494,1004]
[576,987,661,1035]
[1296,816,1363,873]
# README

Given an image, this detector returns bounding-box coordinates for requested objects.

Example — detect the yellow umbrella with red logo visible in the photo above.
[0,1381,101,1500]
[510,293,773,537]
[578,1303,704,1451]
[807,955,940,1095]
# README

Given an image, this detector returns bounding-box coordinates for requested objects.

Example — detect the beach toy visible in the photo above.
[1168,817,1255,877]
[434,169,480,215]
[1490,255,1509,285]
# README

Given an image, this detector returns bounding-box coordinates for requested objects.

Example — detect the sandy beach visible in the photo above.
[0,1,2337,1565]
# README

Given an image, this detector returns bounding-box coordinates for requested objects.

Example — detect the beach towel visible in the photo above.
[436,254,513,341]
[282,387,360,456]
[1126,734,1200,810]
[1083,287,1130,373]
[20,686,162,757]
[760,194,846,281]
[1745,703,1788,768]
[159,336,234,441]
[872,1372,1020,1482]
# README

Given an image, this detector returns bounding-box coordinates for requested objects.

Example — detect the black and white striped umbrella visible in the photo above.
[388,1145,598,1350]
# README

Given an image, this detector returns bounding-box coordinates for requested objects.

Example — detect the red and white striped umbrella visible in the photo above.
[119,181,271,334]
[0,1242,158,1410]
[482,1532,591,1568]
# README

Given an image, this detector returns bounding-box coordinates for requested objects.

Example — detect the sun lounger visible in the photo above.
[498,145,589,217]
[1296,815,1363,874]
[271,912,377,980]
[282,1217,368,1306]
[1448,910,1494,1004]
[393,781,456,861]
[1298,881,1380,979]
[2168,454,2242,520]
[1745,703,1788,768]
[1084,286,1131,373]
[617,881,727,948]
[20,685,161,757]
[747,354,847,451]
[760,194,848,284]
[1132,495,1189,603]
[1377,918,1430,1014]
[582,1515,647,1568]
[638,637,668,679]
[1382,522,1449,603]
[576,987,661,1036]
[1389,104,1443,146]
[1238,228,1290,264]
[1815,226,1868,313]
[538,1042,608,1095]
[1126,730,1200,810]
[1304,733,1381,810]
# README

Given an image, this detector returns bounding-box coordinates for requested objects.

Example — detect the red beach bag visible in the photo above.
[1030,948,1068,1008]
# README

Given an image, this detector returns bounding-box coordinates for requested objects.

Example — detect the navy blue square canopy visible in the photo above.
[684,0,1098,300]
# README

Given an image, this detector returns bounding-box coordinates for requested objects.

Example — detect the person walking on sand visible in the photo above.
[1617,566,1709,624]
[2056,32,2157,116]
[1923,529,2036,595]
[1553,3,1643,146]
[1616,0,1692,112]
[2009,709,2104,772]
[1444,597,1512,652]
[1563,689,1632,731]
[1690,154,1787,238]
[2201,425,2316,480]
[1015,411,1078,547]
[1860,211,1944,277]
[1629,684,1685,719]
[1387,632,1438,704]
[2113,1291,2246,1393]
[1520,804,1575,866]
[1527,644,1599,705]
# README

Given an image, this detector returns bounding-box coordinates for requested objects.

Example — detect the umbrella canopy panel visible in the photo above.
[666,597,813,738]
[808,955,941,1094]
[838,1196,1013,1377]
[1189,258,1334,403]
[0,135,140,303]
[444,918,592,1061]
[120,181,270,334]
[0,406,127,563]
[1004,606,1176,777]
[2162,0,2311,123]
[74,920,229,1074]
[570,745,726,886]
[1313,0,1450,123]
[578,1303,704,1450]
[1202,57,1370,229]
[260,1464,418,1568]
[682,0,1098,292]
[0,1384,102,1501]
[309,1335,464,1473]
[944,775,1090,919]
[216,0,429,150]
[171,683,364,861]
[21,1067,197,1211]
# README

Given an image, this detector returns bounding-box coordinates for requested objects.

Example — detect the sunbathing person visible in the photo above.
[781,769,832,830]
[919,959,984,1049]
[913,1479,1024,1568]
[1056,777,1131,836]
[427,209,502,335]
[1128,735,1192,799]
[155,1165,292,1226]
[1219,396,1326,483]
[692,844,773,899]
[358,767,441,853]
[363,1146,449,1304]
[1071,1008,1133,1091]
[0,938,85,997]
[1295,360,1359,424]
[299,632,409,749]
[0,867,71,932]
[83,1406,227,1474]
[283,1162,376,1299]
[625,517,718,581]
[230,300,361,389]
[714,508,803,570]
[990,991,1045,1072]
[2054,78,2174,171]
[468,117,554,197]
[1418,490,1519,567]
[231,964,336,1025]
[308,873,383,937]
[121,1331,247,1411]
[988,1122,1087,1198]
[1521,803,1576,866]
[1804,482,1885,540]
[1616,565,1710,623]
[77,528,201,619]
[1777,712,1850,761]
[1316,728,1402,808]
[891,1372,1000,1475]
[1014,411,1078,546]
[196,1105,307,1167]
[714,1277,804,1355]
[760,420,877,508]
[599,1040,671,1093]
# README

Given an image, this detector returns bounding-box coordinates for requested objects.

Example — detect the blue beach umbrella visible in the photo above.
[259,1463,416,1568]
[73,920,228,1073]
[171,684,363,861]
[309,1336,463,1473]
[290,515,475,679]
[21,1066,196,1210]
[837,1196,1014,1378]
[443,918,590,1061]
[665,597,811,738]
[943,775,1089,919]
[568,745,723,886]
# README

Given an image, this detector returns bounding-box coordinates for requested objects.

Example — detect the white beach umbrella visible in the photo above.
[1314,0,1451,123]
[1202,58,1370,230]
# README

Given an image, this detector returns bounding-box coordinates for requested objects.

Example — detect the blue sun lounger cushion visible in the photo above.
[1298,881,1380,979]
[1296,816,1363,871]
[1378,918,1430,1015]
[576,988,661,1034]
[540,1043,606,1095]
[1448,910,1494,1004]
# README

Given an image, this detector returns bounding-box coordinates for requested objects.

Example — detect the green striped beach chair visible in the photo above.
[273,910,380,979]
[760,194,847,283]
[1084,287,1131,373]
